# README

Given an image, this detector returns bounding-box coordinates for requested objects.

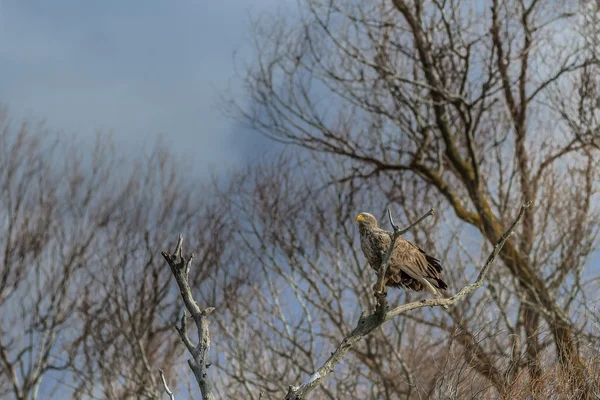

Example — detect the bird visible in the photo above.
[355,212,448,297]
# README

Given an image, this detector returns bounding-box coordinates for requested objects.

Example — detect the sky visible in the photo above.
[0,0,290,177]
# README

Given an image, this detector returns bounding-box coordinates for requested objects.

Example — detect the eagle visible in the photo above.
[356,212,448,296]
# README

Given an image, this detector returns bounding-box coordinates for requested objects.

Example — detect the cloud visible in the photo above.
[0,0,293,176]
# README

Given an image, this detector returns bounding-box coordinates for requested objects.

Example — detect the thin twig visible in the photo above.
[395,207,435,236]
[159,369,175,400]
[284,203,529,400]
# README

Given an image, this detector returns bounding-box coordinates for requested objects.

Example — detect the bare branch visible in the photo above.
[162,236,216,400]
[159,369,175,400]
[395,207,435,237]
[284,203,529,400]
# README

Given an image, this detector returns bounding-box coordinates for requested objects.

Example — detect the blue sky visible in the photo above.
[0,0,289,177]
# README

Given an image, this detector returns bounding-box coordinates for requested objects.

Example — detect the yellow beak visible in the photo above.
[356,214,364,222]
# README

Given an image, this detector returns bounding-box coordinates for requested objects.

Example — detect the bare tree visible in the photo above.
[233,0,600,395]
[0,113,247,399]
[67,147,244,399]
[0,115,106,400]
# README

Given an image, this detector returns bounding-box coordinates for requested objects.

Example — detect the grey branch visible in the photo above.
[374,208,435,317]
[284,203,530,400]
[162,235,216,400]
[158,369,175,400]
[392,207,435,236]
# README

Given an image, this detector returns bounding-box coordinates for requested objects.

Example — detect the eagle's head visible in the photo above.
[355,212,378,229]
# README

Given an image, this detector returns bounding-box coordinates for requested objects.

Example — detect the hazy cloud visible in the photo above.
[0,0,292,176]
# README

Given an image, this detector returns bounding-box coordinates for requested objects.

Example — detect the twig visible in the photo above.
[374,208,435,318]
[162,235,216,400]
[283,203,529,400]
[394,207,435,236]
[159,369,175,400]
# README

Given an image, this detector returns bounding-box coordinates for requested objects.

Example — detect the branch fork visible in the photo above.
[162,235,216,400]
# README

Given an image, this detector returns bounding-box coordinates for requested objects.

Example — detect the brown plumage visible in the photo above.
[356,212,448,296]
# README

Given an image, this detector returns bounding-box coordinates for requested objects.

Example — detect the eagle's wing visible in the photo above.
[390,238,448,293]
[418,247,443,273]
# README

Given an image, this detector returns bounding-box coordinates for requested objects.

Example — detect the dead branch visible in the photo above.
[162,235,216,400]
[284,202,529,400]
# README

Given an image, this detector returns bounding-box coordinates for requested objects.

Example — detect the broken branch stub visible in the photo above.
[162,235,216,400]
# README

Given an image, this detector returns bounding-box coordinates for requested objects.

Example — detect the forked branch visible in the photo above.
[284,203,530,400]
[162,235,216,400]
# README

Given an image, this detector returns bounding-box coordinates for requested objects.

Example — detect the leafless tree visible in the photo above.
[231,0,600,396]
[0,114,104,400]
[0,112,247,399]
